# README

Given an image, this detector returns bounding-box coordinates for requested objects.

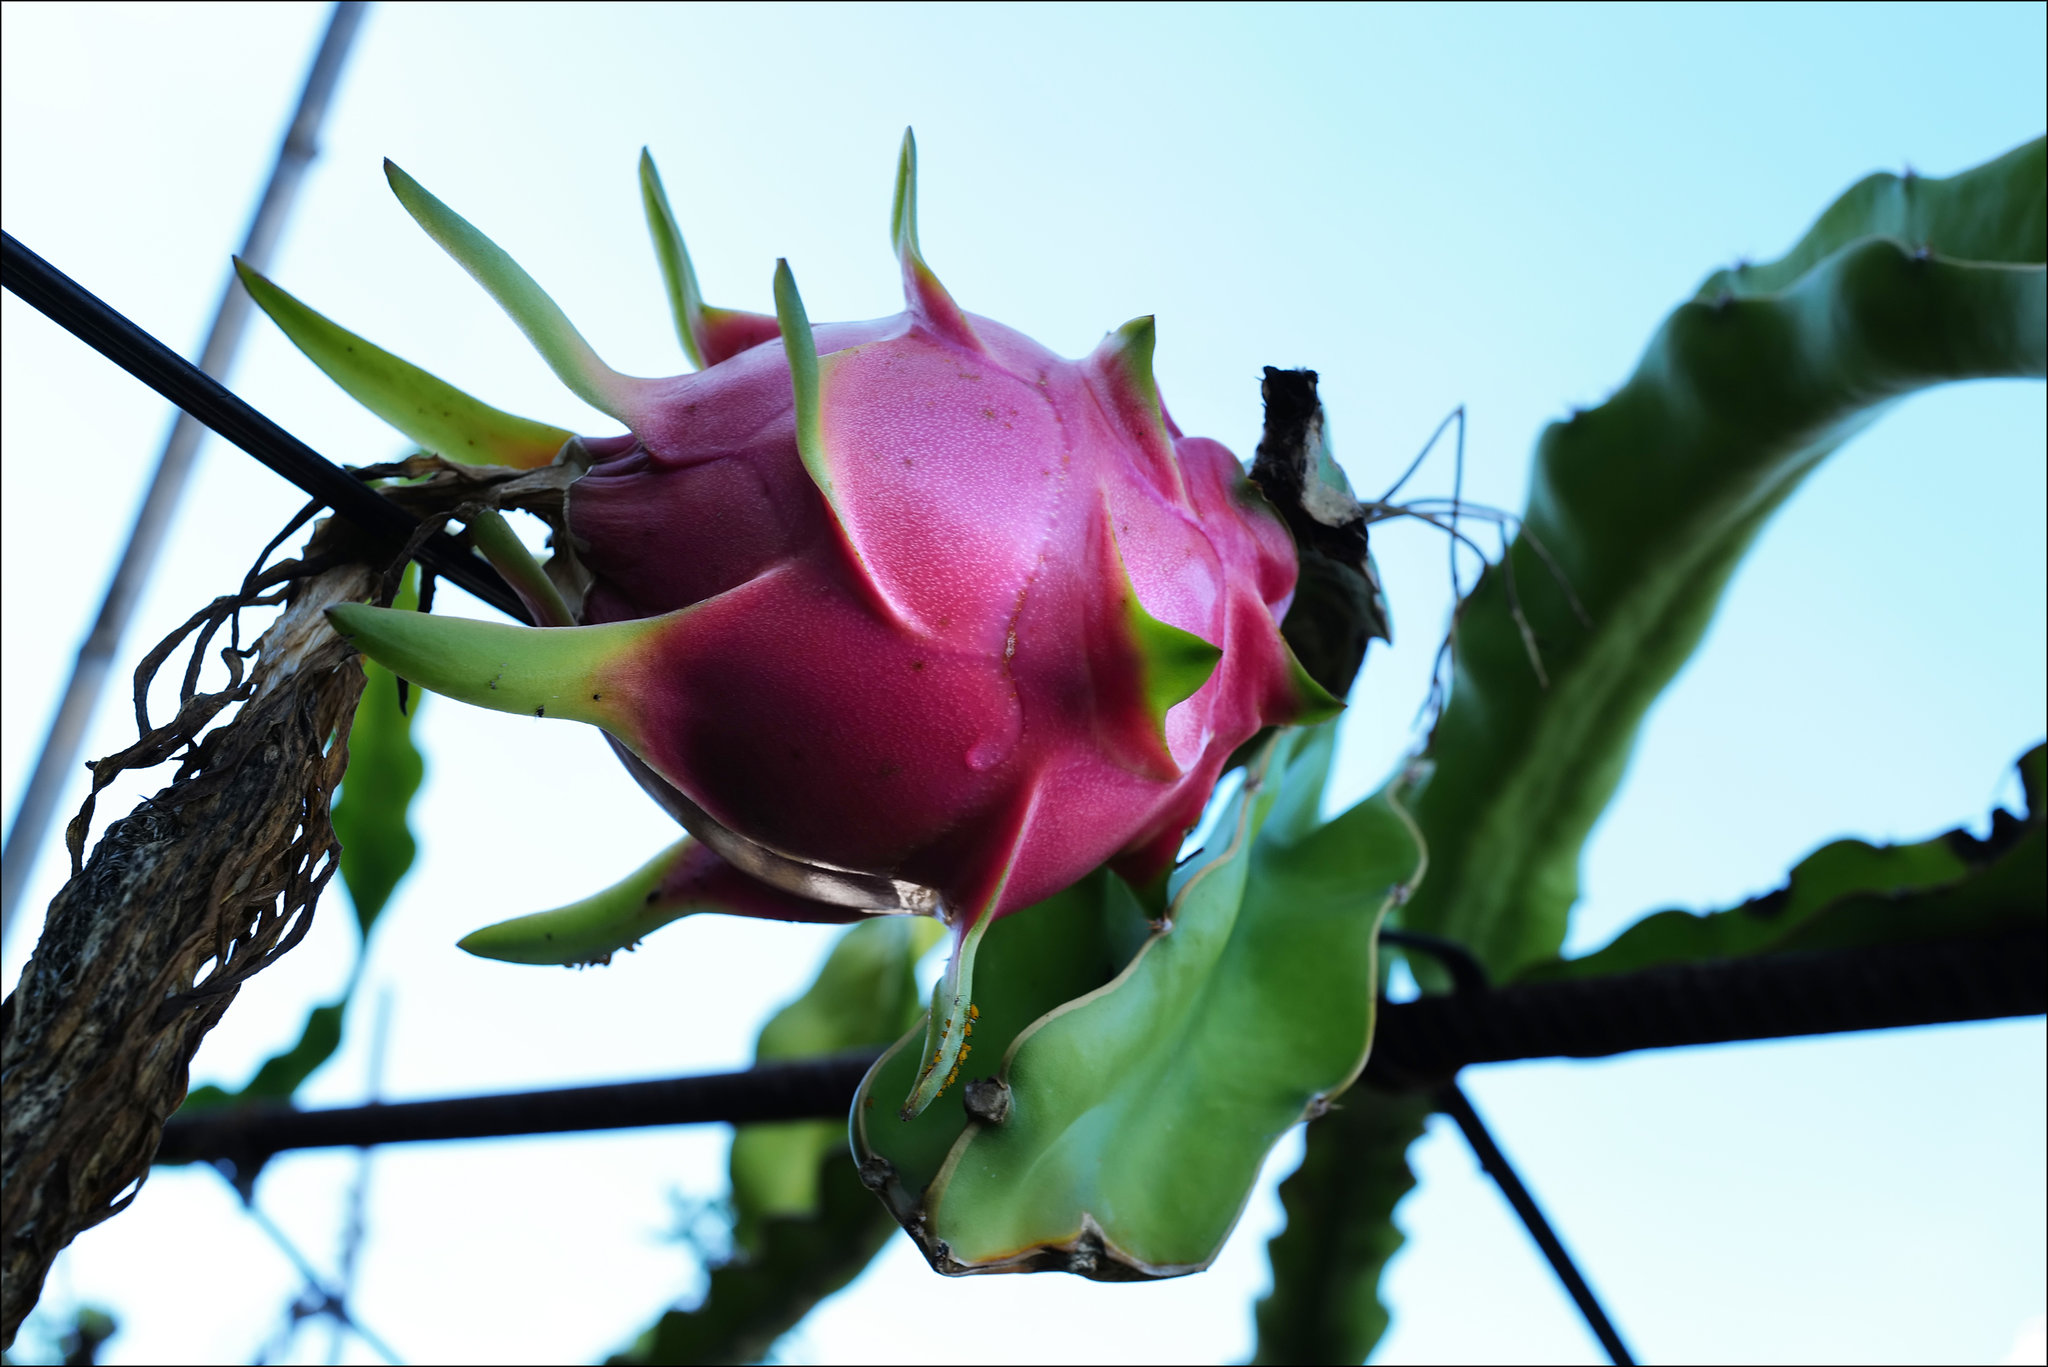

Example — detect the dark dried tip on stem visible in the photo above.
[961,1076,1012,1125]
[1249,367,1389,702]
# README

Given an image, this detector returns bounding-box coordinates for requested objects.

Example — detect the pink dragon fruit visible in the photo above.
[264,132,1336,1115]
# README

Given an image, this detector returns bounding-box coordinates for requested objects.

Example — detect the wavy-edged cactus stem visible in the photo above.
[1258,136,2046,1366]
[853,726,1426,1279]
[1527,742,2046,981]
[1405,136,2048,982]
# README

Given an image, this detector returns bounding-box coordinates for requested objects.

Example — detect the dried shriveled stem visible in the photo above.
[1,546,376,1345]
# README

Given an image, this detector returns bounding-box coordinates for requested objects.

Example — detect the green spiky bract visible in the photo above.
[384,159,645,423]
[236,261,570,468]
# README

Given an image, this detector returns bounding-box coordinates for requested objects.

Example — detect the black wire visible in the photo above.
[1434,1080,1636,1365]
[1378,925,1633,1360]
[0,231,531,624]
[1379,926,1490,995]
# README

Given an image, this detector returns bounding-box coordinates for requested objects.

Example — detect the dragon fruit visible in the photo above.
[253,132,1336,1116]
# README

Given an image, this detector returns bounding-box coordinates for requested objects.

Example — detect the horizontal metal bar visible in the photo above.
[0,231,530,623]
[157,1054,878,1167]
[1363,924,2045,1088]
[154,927,2044,1167]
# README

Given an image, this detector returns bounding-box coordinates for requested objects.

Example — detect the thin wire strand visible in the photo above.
[238,1198,404,1366]
[329,988,393,1366]
[1363,399,1606,730]
[1393,508,1549,689]
[1435,1082,1635,1365]
[1393,500,1591,627]
[1377,404,1466,504]
[1447,406,1468,610]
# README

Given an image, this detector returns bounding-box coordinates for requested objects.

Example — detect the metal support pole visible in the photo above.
[1,1,368,944]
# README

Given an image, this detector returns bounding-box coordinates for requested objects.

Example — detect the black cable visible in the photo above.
[0,231,530,623]
[1434,1080,1635,1365]
[1379,928,1633,1361]
[1379,926,1490,995]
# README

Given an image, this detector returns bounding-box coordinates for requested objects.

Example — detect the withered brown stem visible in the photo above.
[1,558,375,1346]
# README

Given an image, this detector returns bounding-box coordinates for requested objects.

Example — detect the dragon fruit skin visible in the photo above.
[283,131,1335,1114]
[565,308,1311,923]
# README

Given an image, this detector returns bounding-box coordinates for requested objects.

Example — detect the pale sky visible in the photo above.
[3,4,2043,1363]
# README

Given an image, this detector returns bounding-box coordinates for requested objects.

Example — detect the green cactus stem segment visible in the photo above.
[384,159,650,425]
[900,905,994,1121]
[890,129,980,351]
[324,602,672,751]
[855,730,1428,1278]
[235,259,572,469]
[465,509,574,626]
[639,149,780,369]
[459,838,693,966]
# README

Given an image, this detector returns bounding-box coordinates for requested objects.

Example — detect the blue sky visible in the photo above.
[3,3,2042,1363]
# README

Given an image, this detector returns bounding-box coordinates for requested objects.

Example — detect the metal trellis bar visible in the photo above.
[155,926,2045,1168]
